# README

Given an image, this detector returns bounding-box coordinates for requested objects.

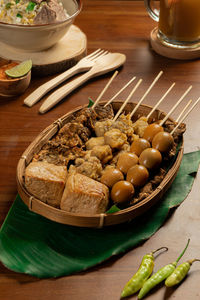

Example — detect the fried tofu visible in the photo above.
[60,173,109,214]
[85,137,105,150]
[25,161,67,207]
[91,145,113,164]
[104,128,127,149]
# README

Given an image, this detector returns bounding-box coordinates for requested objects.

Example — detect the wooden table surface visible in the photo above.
[1,1,200,299]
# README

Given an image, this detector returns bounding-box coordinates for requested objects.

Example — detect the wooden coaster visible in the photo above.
[150,27,200,60]
[0,25,87,76]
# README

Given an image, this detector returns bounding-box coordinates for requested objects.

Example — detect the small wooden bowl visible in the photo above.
[17,101,183,228]
[0,59,31,97]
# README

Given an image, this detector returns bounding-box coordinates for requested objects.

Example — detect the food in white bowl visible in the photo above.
[0,0,68,25]
[0,0,81,51]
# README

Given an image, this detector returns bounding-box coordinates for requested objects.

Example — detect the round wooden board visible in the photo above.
[150,27,200,60]
[0,25,87,76]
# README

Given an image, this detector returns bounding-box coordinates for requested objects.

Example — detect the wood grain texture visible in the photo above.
[1,1,200,299]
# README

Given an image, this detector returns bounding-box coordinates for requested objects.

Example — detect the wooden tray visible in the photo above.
[150,27,200,60]
[0,25,87,76]
[17,101,183,228]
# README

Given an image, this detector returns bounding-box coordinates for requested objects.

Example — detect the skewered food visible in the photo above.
[117,152,138,174]
[139,148,162,170]
[91,145,113,164]
[23,66,191,217]
[94,120,113,137]
[19,69,200,227]
[104,128,127,149]
[143,123,164,142]
[60,173,109,214]
[111,181,135,204]
[68,152,103,181]
[152,132,174,153]
[100,168,124,188]
[127,165,149,187]
[130,138,151,156]
[25,161,67,207]
[86,137,105,150]
[132,116,149,137]
[24,100,185,215]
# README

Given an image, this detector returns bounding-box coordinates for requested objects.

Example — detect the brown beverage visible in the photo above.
[158,0,200,44]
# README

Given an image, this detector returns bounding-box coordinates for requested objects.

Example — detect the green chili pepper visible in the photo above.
[165,259,200,287]
[138,239,190,299]
[120,247,168,298]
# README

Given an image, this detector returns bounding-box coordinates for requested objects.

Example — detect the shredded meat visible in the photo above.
[94,104,114,120]
[33,147,84,166]
[75,104,114,131]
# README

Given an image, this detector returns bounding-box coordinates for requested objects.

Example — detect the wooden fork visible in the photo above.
[24,49,108,107]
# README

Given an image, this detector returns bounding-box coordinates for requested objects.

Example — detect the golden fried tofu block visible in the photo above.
[25,161,67,207]
[60,173,109,214]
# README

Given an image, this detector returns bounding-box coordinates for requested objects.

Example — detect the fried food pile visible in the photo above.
[25,104,185,215]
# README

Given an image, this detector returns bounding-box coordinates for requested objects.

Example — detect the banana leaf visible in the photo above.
[0,151,200,278]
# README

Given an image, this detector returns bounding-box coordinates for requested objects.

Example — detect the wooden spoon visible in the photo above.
[39,52,126,114]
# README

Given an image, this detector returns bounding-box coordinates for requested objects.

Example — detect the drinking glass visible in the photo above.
[144,0,200,48]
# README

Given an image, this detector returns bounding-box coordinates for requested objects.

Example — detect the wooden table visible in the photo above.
[1,1,200,299]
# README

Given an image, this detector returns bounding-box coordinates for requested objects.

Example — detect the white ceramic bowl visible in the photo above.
[0,0,82,52]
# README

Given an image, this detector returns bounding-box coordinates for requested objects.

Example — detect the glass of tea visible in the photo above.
[144,0,200,48]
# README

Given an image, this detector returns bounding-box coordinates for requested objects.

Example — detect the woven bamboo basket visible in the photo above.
[17,101,183,228]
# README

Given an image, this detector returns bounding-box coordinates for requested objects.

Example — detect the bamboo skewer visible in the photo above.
[130,70,163,118]
[175,100,192,123]
[113,79,143,122]
[104,76,136,107]
[171,96,200,135]
[147,82,176,120]
[92,70,118,109]
[160,85,193,126]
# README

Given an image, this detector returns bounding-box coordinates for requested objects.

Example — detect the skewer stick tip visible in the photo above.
[92,70,119,109]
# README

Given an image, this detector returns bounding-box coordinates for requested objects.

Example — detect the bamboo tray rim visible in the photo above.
[17,101,184,227]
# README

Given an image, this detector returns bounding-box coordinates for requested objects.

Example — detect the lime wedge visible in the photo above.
[5,60,32,78]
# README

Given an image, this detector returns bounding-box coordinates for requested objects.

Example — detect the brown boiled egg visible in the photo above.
[143,123,164,142]
[139,148,162,169]
[152,131,174,153]
[130,138,151,156]
[117,152,138,174]
[100,168,124,188]
[127,165,149,187]
[111,180,135,203]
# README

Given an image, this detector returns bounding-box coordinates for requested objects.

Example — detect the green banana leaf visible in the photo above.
[0,151,200,278]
